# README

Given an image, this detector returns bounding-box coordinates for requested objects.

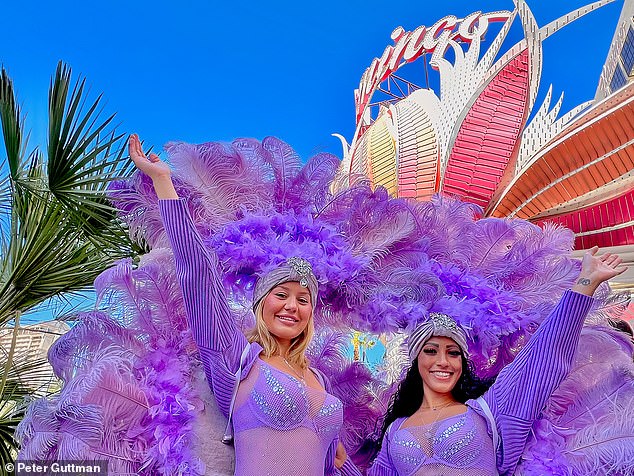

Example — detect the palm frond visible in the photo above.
[0,62,136,327]
[46,63,129,233]
[0,67,25,182]
[0,62,137,462]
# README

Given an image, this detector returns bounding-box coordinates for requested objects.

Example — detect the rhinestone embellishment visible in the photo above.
[433,415,466,443]
[317,400,343,417]
[287,257,314,288]
[439,427,476,459]
[428,312,459,330]
[251,365,303,428]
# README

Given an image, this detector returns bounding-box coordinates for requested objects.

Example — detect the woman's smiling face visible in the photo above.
[261,281,313,345]
[417,336,463,398]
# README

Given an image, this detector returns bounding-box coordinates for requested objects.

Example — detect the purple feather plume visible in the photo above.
[519,326,634,475]
[23,136,634,474]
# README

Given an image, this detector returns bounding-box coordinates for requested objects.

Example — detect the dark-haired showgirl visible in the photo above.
[341,248,625,475]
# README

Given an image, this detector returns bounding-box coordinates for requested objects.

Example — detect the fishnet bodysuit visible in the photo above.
[385,409,496,475]
[367,290,594,476]
[232,359,343,476]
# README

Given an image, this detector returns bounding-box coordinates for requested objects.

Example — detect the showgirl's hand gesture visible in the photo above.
[572,246,627,296]
[128,134,178,199]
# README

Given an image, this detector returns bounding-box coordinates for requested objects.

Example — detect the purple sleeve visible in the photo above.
[367,447,398,476]
[481,290,594,475]
[338,457,364,476]
[159,199,260,416]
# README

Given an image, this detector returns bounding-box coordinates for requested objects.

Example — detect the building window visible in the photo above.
[610,63,627,92]
[621,25,634,75]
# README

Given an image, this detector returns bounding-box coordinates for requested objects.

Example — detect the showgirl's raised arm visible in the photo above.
[479,247,625,475]
[128,134,259,417]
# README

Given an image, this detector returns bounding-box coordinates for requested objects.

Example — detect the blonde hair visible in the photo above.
[247,297,314,369]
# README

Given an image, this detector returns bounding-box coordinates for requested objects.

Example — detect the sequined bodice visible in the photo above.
[388,408,497,476]
[231,359,343,476]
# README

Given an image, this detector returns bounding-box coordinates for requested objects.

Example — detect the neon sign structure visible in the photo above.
[334,0,634,251]
[354,11,512,125]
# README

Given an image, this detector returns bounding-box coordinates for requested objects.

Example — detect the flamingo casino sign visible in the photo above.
[355,10,512,124]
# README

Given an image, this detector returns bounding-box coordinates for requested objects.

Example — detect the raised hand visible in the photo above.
[572,246,627,296]
[128,134,178,199]
[128,134,171,179]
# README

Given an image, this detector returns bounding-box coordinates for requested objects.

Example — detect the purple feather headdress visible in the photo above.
[19,136,634,474]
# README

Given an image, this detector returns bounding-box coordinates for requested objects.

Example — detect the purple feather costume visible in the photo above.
[160,199,358,475]
[366,290,593,476]
[15,138,634,475]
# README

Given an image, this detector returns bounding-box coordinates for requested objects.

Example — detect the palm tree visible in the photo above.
[0,62,136,465]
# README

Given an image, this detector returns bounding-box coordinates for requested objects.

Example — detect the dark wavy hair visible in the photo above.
[361,354,493,462]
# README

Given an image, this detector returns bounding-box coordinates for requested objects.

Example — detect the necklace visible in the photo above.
[281,356,306,384]
[421,401,456,412]
[415,401,458,439]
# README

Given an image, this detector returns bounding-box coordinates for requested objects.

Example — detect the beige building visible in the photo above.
[0,320,69,393]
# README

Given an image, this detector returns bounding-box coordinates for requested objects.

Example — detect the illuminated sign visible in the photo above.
[354,10,512,123]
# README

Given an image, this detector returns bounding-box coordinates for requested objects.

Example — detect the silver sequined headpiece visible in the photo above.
[252,257,318,310]
[407,312,469,361]
[286,257,313,287]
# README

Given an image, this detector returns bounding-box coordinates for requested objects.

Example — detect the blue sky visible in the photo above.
[0,0,625,322]
[0,0,624,161]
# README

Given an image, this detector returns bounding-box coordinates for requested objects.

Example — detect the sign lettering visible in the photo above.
[354,11,512,123]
